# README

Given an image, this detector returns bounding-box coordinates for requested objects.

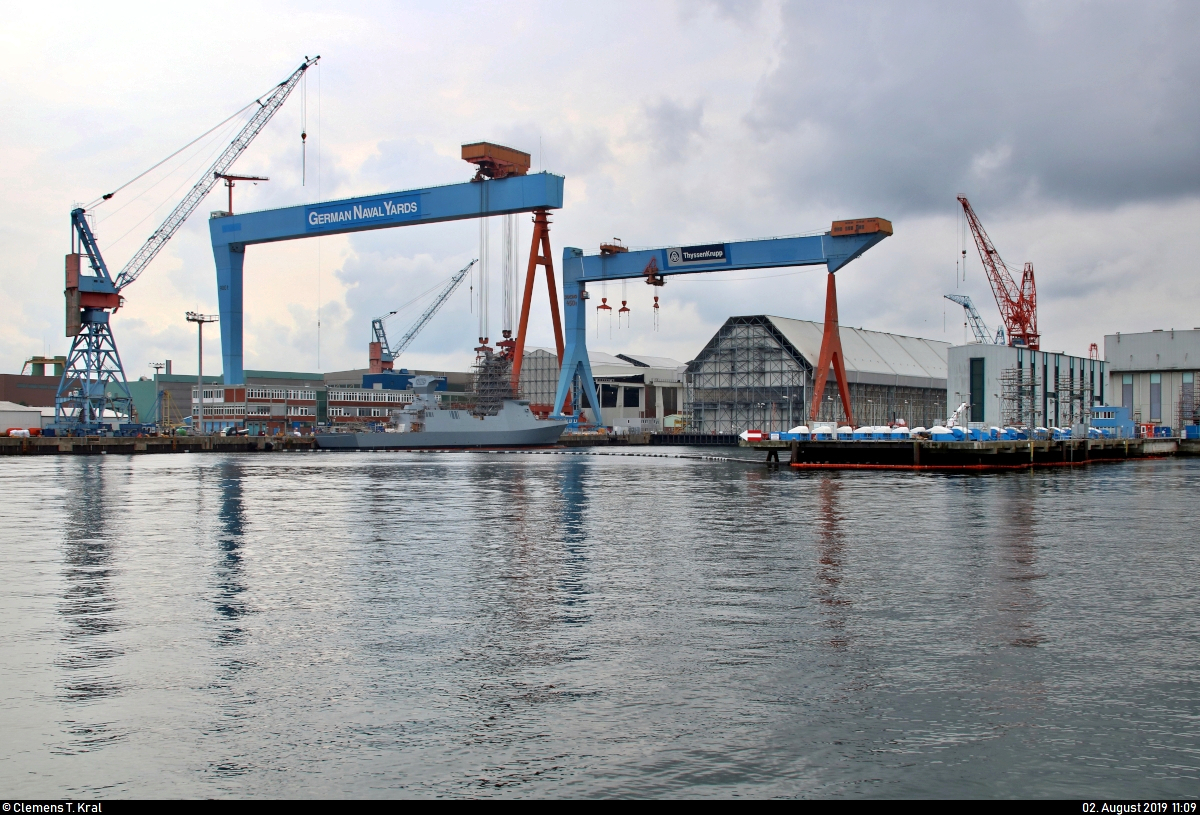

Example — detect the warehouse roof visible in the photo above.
[691,316,949,389]
[764,316,950,389]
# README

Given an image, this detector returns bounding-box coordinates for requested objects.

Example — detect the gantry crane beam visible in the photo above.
[551,222,893,424]
[209,172,563,383]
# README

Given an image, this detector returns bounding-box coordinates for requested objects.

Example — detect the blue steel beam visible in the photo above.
[209,172,563,383]
[551,229,890,420]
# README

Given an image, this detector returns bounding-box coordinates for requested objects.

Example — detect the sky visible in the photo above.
[3,0,1198,380]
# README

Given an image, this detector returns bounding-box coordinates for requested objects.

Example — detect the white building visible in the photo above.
[0,400,43,431]
[947,344,1106,428]
[1105,328,1200,429]
[518,348,686,429]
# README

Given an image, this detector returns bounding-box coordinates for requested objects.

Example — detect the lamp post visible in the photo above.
[186,312,218,435]
[149,362,165,429]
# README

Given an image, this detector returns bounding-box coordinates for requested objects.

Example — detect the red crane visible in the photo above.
[957,196,1039,350]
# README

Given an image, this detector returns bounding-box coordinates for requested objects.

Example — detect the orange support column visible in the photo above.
[808,272,856,426]
[510,209,567,408]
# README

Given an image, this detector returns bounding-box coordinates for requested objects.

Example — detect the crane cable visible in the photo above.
[98,113,251,251]
[83,98,260,211]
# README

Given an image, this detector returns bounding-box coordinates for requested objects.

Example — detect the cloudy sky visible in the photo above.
[3,1,1198,379]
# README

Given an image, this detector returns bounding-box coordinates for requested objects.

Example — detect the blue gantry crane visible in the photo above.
[943,294,1004,345]
[551,220,894,426]
[209,166,563,384]
[369,259,478,372]
[57,57,319,432]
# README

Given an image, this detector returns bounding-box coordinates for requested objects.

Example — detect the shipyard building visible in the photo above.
[518,348,686,429]
[946,344,1105,429]
[1105,329,1199,430]
[684,316,951,434]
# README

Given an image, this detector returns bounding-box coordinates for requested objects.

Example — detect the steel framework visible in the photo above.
[55,319,133,427]
[1000,366,1039,428]
[684,316,948,433]
[686,317,809,433]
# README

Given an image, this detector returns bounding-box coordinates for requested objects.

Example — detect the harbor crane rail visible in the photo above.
[58,56,319,430]
[370,259,478,373]
[552,219,894,426]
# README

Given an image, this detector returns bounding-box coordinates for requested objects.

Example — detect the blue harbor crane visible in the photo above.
[369,258,478,372]
[944,294,1004,345]
[551,220,894,426]
[56,57,319,432]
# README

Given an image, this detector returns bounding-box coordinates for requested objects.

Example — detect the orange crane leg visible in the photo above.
[510,209,569,413]
[808,272,855,427]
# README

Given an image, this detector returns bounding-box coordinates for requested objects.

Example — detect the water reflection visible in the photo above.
[557,457,591,626]
[55,458,125,754]
[814,475,849,648]
[214,461,248,644]
[455,457,594,791]
[205,460,256,779]
[992,478,1045,648]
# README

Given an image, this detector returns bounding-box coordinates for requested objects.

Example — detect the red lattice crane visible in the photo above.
[957,196,1039,350]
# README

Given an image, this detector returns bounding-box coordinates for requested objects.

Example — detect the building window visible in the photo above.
[1122,374,1133,410]
[969,358,985,423]
[663,386,678,416]
[1150,373,1161,421]
[623,387,640,408]
[600,384,618,408]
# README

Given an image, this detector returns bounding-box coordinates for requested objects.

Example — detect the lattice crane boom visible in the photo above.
[56,57,318,431]
[944,294,1004,344]
[390,259,477,359]
[112,56,319,291]
[957,195,1039,349]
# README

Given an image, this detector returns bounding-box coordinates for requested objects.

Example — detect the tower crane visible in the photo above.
[57,56,319,431]
[943,294,1004,345]
[957,196,1039,349]
[369,259,478,373]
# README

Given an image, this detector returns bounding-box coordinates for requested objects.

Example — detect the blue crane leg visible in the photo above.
[551,249,602,420]
[213,243,246,384]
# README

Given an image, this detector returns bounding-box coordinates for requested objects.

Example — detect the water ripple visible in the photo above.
[0,452,1197,797]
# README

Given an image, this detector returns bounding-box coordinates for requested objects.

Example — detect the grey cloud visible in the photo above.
[641,99,705,164]
[746,1,1200,216]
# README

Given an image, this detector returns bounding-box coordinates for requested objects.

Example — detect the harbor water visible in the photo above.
[1,451,1197,798]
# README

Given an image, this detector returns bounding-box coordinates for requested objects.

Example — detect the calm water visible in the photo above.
[1,450,1197,798]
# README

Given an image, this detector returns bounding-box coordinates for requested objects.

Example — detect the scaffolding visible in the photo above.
[472,348,514,417]
[1179,381,1198,430]
[1055,371,1093,428]
[999,366,1039,427]
[686,317,807,433]
[684,316,949,433]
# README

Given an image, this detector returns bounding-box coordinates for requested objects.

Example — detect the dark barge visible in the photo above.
[742,437,1196,470]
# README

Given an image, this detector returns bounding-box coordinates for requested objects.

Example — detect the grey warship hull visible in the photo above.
[315,400,567,450]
